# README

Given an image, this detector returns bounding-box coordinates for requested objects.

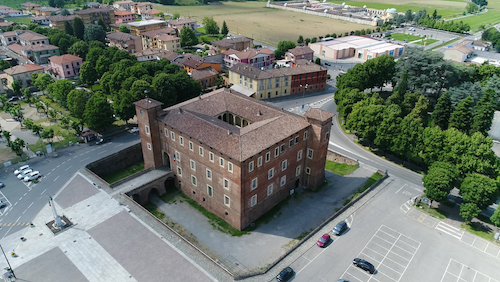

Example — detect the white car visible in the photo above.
[17,169,33,180]
[23,171,42,182]
[14,165,30,175]
[129,127,139,133]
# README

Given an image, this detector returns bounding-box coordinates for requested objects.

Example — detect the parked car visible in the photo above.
[23,171,42,182]
[276,266,294,282]
[96,138,105,145]
[14,165,30,175]
[324,62,331,66]
[353,258,375,274]
[317,233,331,247]
[129,127,139,133]
[17,169,33,180]
[0,201,5,208]
[0,182,4,188]
[333,221,348,235]
[338,280,349,282]
[7,97,19,102]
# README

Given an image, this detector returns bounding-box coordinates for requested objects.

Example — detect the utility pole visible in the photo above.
[49,196,65,228]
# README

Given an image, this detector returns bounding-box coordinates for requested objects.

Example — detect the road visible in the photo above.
[0,132,140,239]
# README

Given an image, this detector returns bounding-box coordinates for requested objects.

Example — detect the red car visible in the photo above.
[317,233,331,247]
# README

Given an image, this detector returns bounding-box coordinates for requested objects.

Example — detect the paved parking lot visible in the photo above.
[339,225,420,282]
[441,259,499,282]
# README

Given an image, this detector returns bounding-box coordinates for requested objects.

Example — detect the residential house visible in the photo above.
[228,62,327,100]
[113,19,167,36]
[443,40,473,62]
[48,54,83,79]
[0,21,14,29]
[106,32,142,53]
[174,54,222,73]
[0,30,48,46]
[21,2,41,15]
[74,7,115,27]
[132,2,153,15]
[132,48,180,62]
[470,41,489,51]
[134,88,333,230]
[113,0,134,12]
[223,48,274,69]
[31,16,49,25]
[47,15,79,30]
[9,43,60,64]
[114,10,135,24]
[285,46,314,62]
[142,9,162,20]
[212,37,253,54]
[140,27,176,49]
[2,64,44,88]
[167,18,197,33]
[33,7,60,16]
[85,2,101,8]
[156,34,181,52]
[0,6,12,13]
[191,67,219,88]
[0,10,23,17]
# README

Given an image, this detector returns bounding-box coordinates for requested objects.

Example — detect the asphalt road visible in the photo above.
[0,132,140,239]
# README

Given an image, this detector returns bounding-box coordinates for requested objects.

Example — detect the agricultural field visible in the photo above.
[153,2,367,47]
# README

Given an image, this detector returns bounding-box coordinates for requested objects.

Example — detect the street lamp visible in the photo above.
[300,84,308,109]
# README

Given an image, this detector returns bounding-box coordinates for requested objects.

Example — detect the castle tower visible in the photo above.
[134,98,164,169]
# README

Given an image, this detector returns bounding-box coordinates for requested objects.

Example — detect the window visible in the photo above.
[325,132,330,140]
[297,150,302,161]
[268,168,274,179]
[175,151,180,162]
[281,160,287,171]
[67,71,70,75]
[304,131,308,140]
[306,167,311,175]
[199,146,204,156]
[289,139,294,147]
[274,147,279,157]
[228,162,233,173]
[224,195,230,207]
[179,136,184,146]
[191,175,197,186]
[207,185,213,197]
[295,136,299,144]
[265,152,271,163]
[189,141,193,151]
[280,144,285,153]
[251,195,257,207]
[267,184,273,196]
[209,152,214,162]
[165,128,169,137]
[257,156,263,167]
[145,125,150,135]
[249,161,254,172]
[219,157,224,167]
[251,178,258,190]
[280,176,286,187]
[190,160,196,170]
[171,132,175,141]
[206,169,212,180]
[224,178,229,190]
[66,64,69,69]
[177,166,182,176]
[307,149,313,159]
[296,166,301,176]
[147,143,151,150]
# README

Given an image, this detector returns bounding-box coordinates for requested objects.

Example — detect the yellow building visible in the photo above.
[21,2,41,15]
[117,19,167,36]
[47,15,80,31]
[140,27,176,49]
[1,64,44,88]
[74,7,115,27]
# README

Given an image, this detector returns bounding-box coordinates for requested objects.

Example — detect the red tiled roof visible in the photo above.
[190,67,218,81]
[223,48,273,60]
[287,46,314,56]
[145,9,162,15]
[114,10,134,16]
[3,64,44,75]
[140,27,175,38]
[49,54,82,64]
[157,34,179,42]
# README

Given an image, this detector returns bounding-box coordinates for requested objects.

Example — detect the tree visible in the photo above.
[33,73,54,92]
[297,35,304,45]
[346,96,385,145]
[58,38,71,54]
[0,60,10,71]
[48,109,58,122]
[471,88,495,135]
[466,3,479,14]
[315,58,321,65]
[84,24,106,43]
[83,94,114,130]
[423,162,457,202]
[432,92,452,130]
[11,81,21,96]
[80,61,99,85]
[490,208,500,229]
[95,55,111,78]
[23,88,33,106]
[64,21,74,36]
[46,79,75,104]
[179,26,198,47]
[49,0,56,7]
[274,41,296,60]
[67,89,88,118]
[405,9,413,22]
[151,73,177,106]
[23,118,34,130]
[68,41,88,58]
[73,17,85,40]
[449,96,473,134]
[375,104,402,151]
[449,81,483,107]
[71,120,84,136]
[119,25,130,33]
[2,130,10,146]
[97,18,107,31]
[460,173,498,209]
[202,17,219,35]
[460,203,481,223]
[60,8,70,16]
[41,128,54,145]
[10,138,25,161]
[173,13,180,20]
[113,89,136,123]
[221,21,229,36]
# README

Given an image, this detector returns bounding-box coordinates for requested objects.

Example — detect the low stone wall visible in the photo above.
[86,143,143,178]
[327,150,358,165]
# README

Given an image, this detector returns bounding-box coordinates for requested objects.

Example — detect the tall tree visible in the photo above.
[460,173,498,209]
[297,35,304,45]
[119,25,130,33]
[0,60,10,71]
[83,94,114,130]
[73,17,85,40]
[58,38,71,54]
[274,41,296,60]
[11,81,22,96]
[64,21,74,36]
[221,21,229,36]
[202,17,219,35]
[432,92,452,130]
[84,24,106,43]
[449,96,473,134]
[46,80,75,104]
[490,208,500,229]
[42,128,54,145]
[460,203,481,224]
[375,104,402,151]
[151,73,177,106]
[60,8,70,16]
[80,61,99,85]
[388,70,408,105]
[113,89,136,123]
[68,41,88,58]
[67,89,89,118]
[448,81,483,107]
[471,88,495,135]
[97,18,107,31]
[10,138,25,161]
[33,73,54,92]
[179,26,198,47]
[422,162,457,203]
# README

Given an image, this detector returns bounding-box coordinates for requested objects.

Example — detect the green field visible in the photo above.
[387,33,423,42]
[414,38,439,46]
[459,9,500,31]
[5,17,32,25]
[0,0,47,10]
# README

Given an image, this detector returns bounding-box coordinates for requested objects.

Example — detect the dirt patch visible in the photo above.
[0,147,17,163]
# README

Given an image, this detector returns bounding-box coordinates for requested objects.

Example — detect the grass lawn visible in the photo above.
[461,222,495,241]
[6,17,32,25]
[415,201,449,219]
[387,33,422,42]
[101,161,144,184]
[460,9,500,31]
[414,38,439,46]
[144,202,166,220]
[325,160,359,176]
[153,2,367,47]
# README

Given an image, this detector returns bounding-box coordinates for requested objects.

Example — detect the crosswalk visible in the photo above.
[400,199,412,214]
[0,222,31,227]
[435,221,464,240]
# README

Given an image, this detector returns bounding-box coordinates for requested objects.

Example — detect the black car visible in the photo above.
[333,221,348,235]
[353,258,375,274]
[324,62,331,66]
[276,266,294,282]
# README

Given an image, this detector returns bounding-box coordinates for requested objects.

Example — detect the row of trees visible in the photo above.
[481,28,500,52]
[390,8,470,33]
[296,24,392,47]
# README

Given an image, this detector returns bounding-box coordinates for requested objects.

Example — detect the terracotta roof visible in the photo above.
[1,31,17,36]
[1,10,21,14]
[156,88,311,161]
[16,30,48,41]
[49,54,82,64]
[114,10,134,16]
[27,44,59,51]
[472,41,489,47]
[181,58,202,69]
[157,34,179,42]
[168,18,196,25]
[212,37,253,48]
[32,16,48,20]
[305,108,334,122]
[287,46,314,56]
[106,31,140,41]
[22,2,42,7]
[3,64,44,75]
[447,40,473,54]
[230,62,326,79]
[133,48,179,61]
[134,98,163,110]
[145,9,162,15]
[0,5,12,10]
[140,27,175,38]
[33,7,60,12]
[191,67,218,81]
[114,0,134,4]
[7,44,23,55]
[47,15,79,22]
[0,22,14,27]
[136,2,153,6]
[223,48,273,60]
[75,7,113,15]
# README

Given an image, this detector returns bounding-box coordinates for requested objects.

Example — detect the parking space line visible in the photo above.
[440,259,499,282]
[378,229,399,240]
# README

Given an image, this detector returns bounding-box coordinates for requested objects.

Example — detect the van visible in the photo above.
[23,171,42,182]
